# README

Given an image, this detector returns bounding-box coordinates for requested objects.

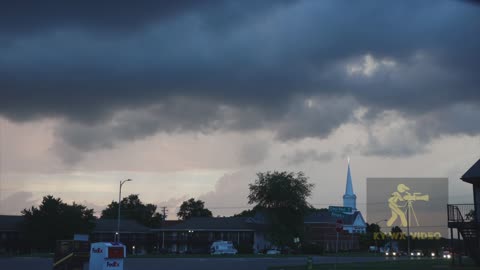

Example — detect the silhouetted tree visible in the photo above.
[248,171,314,248]
[233,206,266,217]
[101,194,163,227]
[22,195,95,251]
[177,198,212,220]
[391,226,403,234]
[367,223,381,234]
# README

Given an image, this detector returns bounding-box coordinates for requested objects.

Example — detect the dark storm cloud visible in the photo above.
[1,0,480,158]
[0,1,293,37]
[0,1,200,35]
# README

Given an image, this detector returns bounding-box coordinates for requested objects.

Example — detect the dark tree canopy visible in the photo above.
[248,171,313,211]
[22,195,95,251]
[366,223,381,234]
[101,194,163,227]
[233,206,265,218]
[177,198,212,220]
[391,226,403,234]
[248,171,314,247]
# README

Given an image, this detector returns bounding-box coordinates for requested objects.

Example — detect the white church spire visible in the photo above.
[343,157,357,210]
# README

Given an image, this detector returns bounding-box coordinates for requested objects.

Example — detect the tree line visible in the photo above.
[21,171,315,251]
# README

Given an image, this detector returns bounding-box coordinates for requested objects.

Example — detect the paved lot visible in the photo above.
[1,256,395,270]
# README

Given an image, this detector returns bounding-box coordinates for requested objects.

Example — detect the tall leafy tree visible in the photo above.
[101,194,163,227]
[248,171,314,248]
[22,195,95,251]
[177,198,212,220]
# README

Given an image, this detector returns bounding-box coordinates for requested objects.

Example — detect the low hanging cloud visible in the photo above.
[0,192,38,215]
[1,1,480,161]
[198,171,254,217]
[283,150,335,165]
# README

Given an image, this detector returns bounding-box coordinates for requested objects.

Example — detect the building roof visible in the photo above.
[0,216,151,233]
[461,159,480,184]
[152,217,259,231]
[94,218,151,233]
[0,215,25,232]
[304,210,361,225]
[162,220,183,227]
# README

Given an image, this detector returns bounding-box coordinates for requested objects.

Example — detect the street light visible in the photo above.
[372,219,387,254]
[117,179,132,242]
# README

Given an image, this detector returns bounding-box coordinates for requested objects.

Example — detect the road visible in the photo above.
[0,256,399,270]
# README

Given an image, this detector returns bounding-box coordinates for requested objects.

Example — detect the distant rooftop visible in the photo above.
[152,217,260,231]
[461,159,480,184]
[0,215,25,231]
[94,218,150,233]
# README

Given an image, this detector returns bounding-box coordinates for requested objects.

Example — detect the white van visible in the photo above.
[210,241,238,255]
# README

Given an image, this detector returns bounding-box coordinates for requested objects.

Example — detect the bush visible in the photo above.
[302,243,323,255]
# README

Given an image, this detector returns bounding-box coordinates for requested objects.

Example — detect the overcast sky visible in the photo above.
[0,0,479,220]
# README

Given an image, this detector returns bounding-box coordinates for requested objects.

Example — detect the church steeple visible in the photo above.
[343,157,357,211]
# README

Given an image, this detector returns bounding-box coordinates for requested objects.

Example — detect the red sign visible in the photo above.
[108,247,124,258]
[335,219,343,233]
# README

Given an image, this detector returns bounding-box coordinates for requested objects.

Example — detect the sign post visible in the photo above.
[335,219,343,270]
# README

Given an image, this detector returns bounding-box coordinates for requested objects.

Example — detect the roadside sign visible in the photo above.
[329,206,352,218]
[336,219,343,233]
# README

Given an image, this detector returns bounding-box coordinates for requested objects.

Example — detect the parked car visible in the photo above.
[442,250,452,259]
[385,250,399,257]
[410,249,424,257]
[266,249,281,255]
[210,241,238,255]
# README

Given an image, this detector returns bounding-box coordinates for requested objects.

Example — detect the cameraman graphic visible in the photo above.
[387,184,410,227]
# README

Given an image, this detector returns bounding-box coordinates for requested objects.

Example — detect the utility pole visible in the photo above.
[161,206,168,250]
[161,206,168,221]
[407,206,410,255]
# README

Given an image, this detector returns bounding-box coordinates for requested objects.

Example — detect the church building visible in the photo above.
[341,158,367,234]
[303,159,367,251]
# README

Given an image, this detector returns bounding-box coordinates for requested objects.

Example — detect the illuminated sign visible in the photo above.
[367,178,448,238]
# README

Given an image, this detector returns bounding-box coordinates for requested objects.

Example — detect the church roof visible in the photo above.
[345,161,354,196]
[461,159,480,184]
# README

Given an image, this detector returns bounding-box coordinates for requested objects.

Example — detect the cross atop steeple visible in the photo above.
[343,157,357,211]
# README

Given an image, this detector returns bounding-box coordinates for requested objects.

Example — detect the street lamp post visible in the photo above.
[117,179,132,242]
[373,219,387,254]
